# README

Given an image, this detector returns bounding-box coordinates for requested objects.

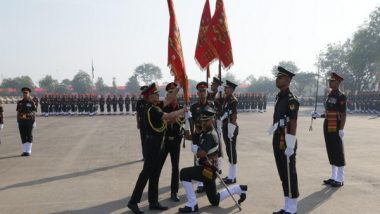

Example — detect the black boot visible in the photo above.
[178,204,199,213]
[149,202,168,210]
[223,177,236,184]
[238,185,248,204]
[273,209,285,214]
[170,192,180,202]
[331,180,344,187]
[323,178,335,185]
[127,202,143,214]
[196,186,204,193]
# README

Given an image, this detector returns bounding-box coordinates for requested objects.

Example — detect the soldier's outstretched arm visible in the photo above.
[162,107,186,121]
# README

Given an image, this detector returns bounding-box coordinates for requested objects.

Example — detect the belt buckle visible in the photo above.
[168,136,175,140]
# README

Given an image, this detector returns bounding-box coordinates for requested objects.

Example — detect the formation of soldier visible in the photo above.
[178,92,268,113]
[37,94,140,116]
[347,91,380,114]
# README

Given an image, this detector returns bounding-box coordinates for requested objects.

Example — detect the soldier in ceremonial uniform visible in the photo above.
[125,95,131,115]
[131,95,137,114]
[118,94,124,114]
[185,81,215,193]
[0,99,4,130]
[136,86,148,160]
[159,82,184,202]
[106,95,112,115]
[178,107,247,213]
[112,94,118,114]
[270,67,299,214]
[40,94,49,117]
[99,95,105,115]
[208,77,225,174]
[127,83,187,214]
[221,80,239,184]
[312,72,346,188]
[17,87,37,156]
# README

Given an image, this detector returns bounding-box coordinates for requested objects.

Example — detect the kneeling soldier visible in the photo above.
[179,107,247,213]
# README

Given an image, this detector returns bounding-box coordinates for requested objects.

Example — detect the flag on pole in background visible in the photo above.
[167,0,189,103]
[91,60,94,80]
[195,0,218,70]
[206,0,234,69]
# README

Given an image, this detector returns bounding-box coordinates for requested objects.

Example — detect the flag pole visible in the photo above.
[206,66,210,85]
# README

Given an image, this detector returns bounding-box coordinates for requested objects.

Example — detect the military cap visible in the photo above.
[200,106,216,121]
[329,72,344,82]
[276,66,295,78]
[141,83,159,97]
[21,87,32,93]
[224,80,238,89]
[212,77,223,86]
[165,82,178,92]
[196,81,208,90]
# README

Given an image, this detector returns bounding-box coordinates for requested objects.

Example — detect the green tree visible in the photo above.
[247,76,277,94]
[126,75,140,94]
[39,75,59,92]
[72,71,93,93]
[222,72,240,84]
[292,72,317,96]
[134,63,162,85]
[95,77,108,93]
[1,76,35,90]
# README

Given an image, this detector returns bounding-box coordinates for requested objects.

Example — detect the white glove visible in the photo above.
[339,129,344,139]
[217,85,224,93]
[33,122,36,128]
[185,111,192,120]
[220,112,228,121]
[185,119,190,131]
[227,123,236,140]
[311,111,321,119]
[267,122,278,135]
[284,134,296,157]
[0,124,3,129]
[191,144,199,155]
[216,120,222,135]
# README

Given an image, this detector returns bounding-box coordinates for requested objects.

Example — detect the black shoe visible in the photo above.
[149,202,168,210]
[21,152,30,157]
[323,178,335,185]
[178,204,199,213]
[218,169,222,175]
[127,202,144,214]
[196,186,204,193]
[284,212,297,214]
[170,192,180,202]
[331,180,344,187]
[238,185,248,204]
[223,177,236,184]
[273,209,285,214]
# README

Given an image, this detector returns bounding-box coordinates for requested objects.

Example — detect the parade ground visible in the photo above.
[0,104,379,214]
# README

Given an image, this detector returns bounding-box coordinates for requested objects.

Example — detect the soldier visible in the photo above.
[48,94,54,116]
[106,95,112,115]
[131,95,137,114]
[88,94,94,116]
[136,86,148,160]
[71,95,78,115]
[127,83,186,214]
[208,77,225,174]
[221,80,239,184]
[32,94,39,114]
[0,98,4,131]
[186,81,215,193]
[159,82,184,202]
[263,93,268,112]
[99,95,105,115]
[118,94,124,115]
[125,94,131,115]
[178,107,247,213]
[270,66,299,214]
[112,94,118,115]
[40,94,49,117]
[17,87,37,156]
[312,72,346,188]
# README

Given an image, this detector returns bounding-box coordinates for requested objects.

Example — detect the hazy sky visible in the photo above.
[1,0,379,86]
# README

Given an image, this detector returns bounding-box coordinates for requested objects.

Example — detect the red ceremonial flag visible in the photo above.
[206,0,234,69]
[195,0,218,70]
[167,0,189,103]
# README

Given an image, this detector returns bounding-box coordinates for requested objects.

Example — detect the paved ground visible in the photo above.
[0,103,379,214]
